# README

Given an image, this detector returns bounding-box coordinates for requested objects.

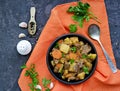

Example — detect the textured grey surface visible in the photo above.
[0,0,120,91]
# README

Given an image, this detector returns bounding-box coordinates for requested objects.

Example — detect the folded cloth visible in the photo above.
[18,0,120,91]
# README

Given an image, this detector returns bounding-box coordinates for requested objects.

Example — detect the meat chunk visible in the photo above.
[64,62,70,70]
[74,61,84,73]
[68,76,76,81]
[77,61,84,68]
[80,44,91,54]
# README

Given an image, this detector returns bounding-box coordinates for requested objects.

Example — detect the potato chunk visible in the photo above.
[64,37,72,45]
[77,72,85,80]
[70,37,79,44]
[85,62,92,71]
[69,63,76,72]
[60,44,70,54]
[88,53,97,61]
[63,70,68,76]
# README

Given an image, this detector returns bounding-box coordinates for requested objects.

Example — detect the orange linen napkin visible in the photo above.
[18,0,120,91]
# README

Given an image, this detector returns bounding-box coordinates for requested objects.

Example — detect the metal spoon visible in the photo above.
[88,24,117,73]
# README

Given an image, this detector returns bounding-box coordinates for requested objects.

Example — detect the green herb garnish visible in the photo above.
[45,88,50,91]
[81,54,88,59]
[24,64,40,91]
[36,89,41,91]
[67,2,100,28]
[70,59,75,64]
[70,46,77,53]
[42,78,51,88]
[69,24,77,33]
[54,42,59,48]
[62,53,65,57]
[42,78,51,91]
[20,64,27,69]
[83,66,89,74]
[22,64,52,91]
[29,83,41,91]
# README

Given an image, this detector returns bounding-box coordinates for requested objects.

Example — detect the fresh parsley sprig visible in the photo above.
[83,66,89,74]
[70,46,77,53]
[69,24,77,33]
[21,64,40,91]
[21,64,52,91]
[67,2,100,28]
[42,78,51,91]
[20,63,27,69]
[69,59,75,64]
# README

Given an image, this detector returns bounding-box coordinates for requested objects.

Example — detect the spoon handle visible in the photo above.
[28,7,37,35]
[97,40,117,73]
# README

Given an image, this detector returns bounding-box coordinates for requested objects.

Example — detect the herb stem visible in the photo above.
[88,12,101,24]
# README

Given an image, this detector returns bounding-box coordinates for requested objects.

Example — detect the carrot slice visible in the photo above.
[58,39,63,44]
[56,63,62,68]
[51,49,62,59]
[69,52,77,60]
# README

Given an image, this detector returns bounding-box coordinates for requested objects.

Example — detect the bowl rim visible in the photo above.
[46,33,98,85]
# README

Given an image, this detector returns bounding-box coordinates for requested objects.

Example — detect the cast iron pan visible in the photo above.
[46,34,98,84]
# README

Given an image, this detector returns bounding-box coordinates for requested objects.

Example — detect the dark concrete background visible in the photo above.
[0,0,120,91]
